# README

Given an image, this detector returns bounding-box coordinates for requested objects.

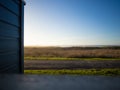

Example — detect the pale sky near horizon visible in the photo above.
[24,0,120,46]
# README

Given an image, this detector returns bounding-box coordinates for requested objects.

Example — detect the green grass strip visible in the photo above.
[24,69,120,76]
[24,57,120,61]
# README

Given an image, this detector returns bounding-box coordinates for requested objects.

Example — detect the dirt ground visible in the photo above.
[24,60,120,70]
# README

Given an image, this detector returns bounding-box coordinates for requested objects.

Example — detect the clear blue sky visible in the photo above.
[24,0,120,46]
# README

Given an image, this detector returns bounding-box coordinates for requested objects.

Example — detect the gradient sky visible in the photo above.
[24,0,120,46]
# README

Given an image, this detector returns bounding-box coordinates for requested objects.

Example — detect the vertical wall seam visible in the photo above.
[19,0,24,74]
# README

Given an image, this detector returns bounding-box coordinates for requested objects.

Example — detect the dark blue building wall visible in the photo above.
[0,0,25,73]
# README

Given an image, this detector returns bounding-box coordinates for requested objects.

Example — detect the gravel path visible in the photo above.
[24,60,120,70]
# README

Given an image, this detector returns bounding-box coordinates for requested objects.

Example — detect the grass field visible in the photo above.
[24,69,120,76]
[24,46,120,75]
[24,57,120,60]
[24,46,120,60]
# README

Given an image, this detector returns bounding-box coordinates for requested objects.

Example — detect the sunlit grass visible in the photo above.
[24,69,120,76]
[24,57,120,60]
[24,47,120,60]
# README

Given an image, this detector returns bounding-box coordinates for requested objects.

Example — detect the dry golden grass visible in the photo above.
[24,46,120,58]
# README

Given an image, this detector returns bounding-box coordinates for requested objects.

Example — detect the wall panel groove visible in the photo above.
[0,19,20,28]
[0,3,19,16]
[0,0,20,15]
[0,5,19,26]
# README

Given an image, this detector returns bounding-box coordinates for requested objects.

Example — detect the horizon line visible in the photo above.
[24,45,120,47]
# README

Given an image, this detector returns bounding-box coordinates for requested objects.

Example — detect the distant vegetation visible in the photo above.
[24,46,120,60]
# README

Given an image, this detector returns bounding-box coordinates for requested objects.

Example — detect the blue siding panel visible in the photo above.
[12,0,20,4]
[0,0,25,73]
[0,5,19,27]
[0,37,19,52]
[0,22,19,38]
[0,0,20,16]
[0,53,19,73]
